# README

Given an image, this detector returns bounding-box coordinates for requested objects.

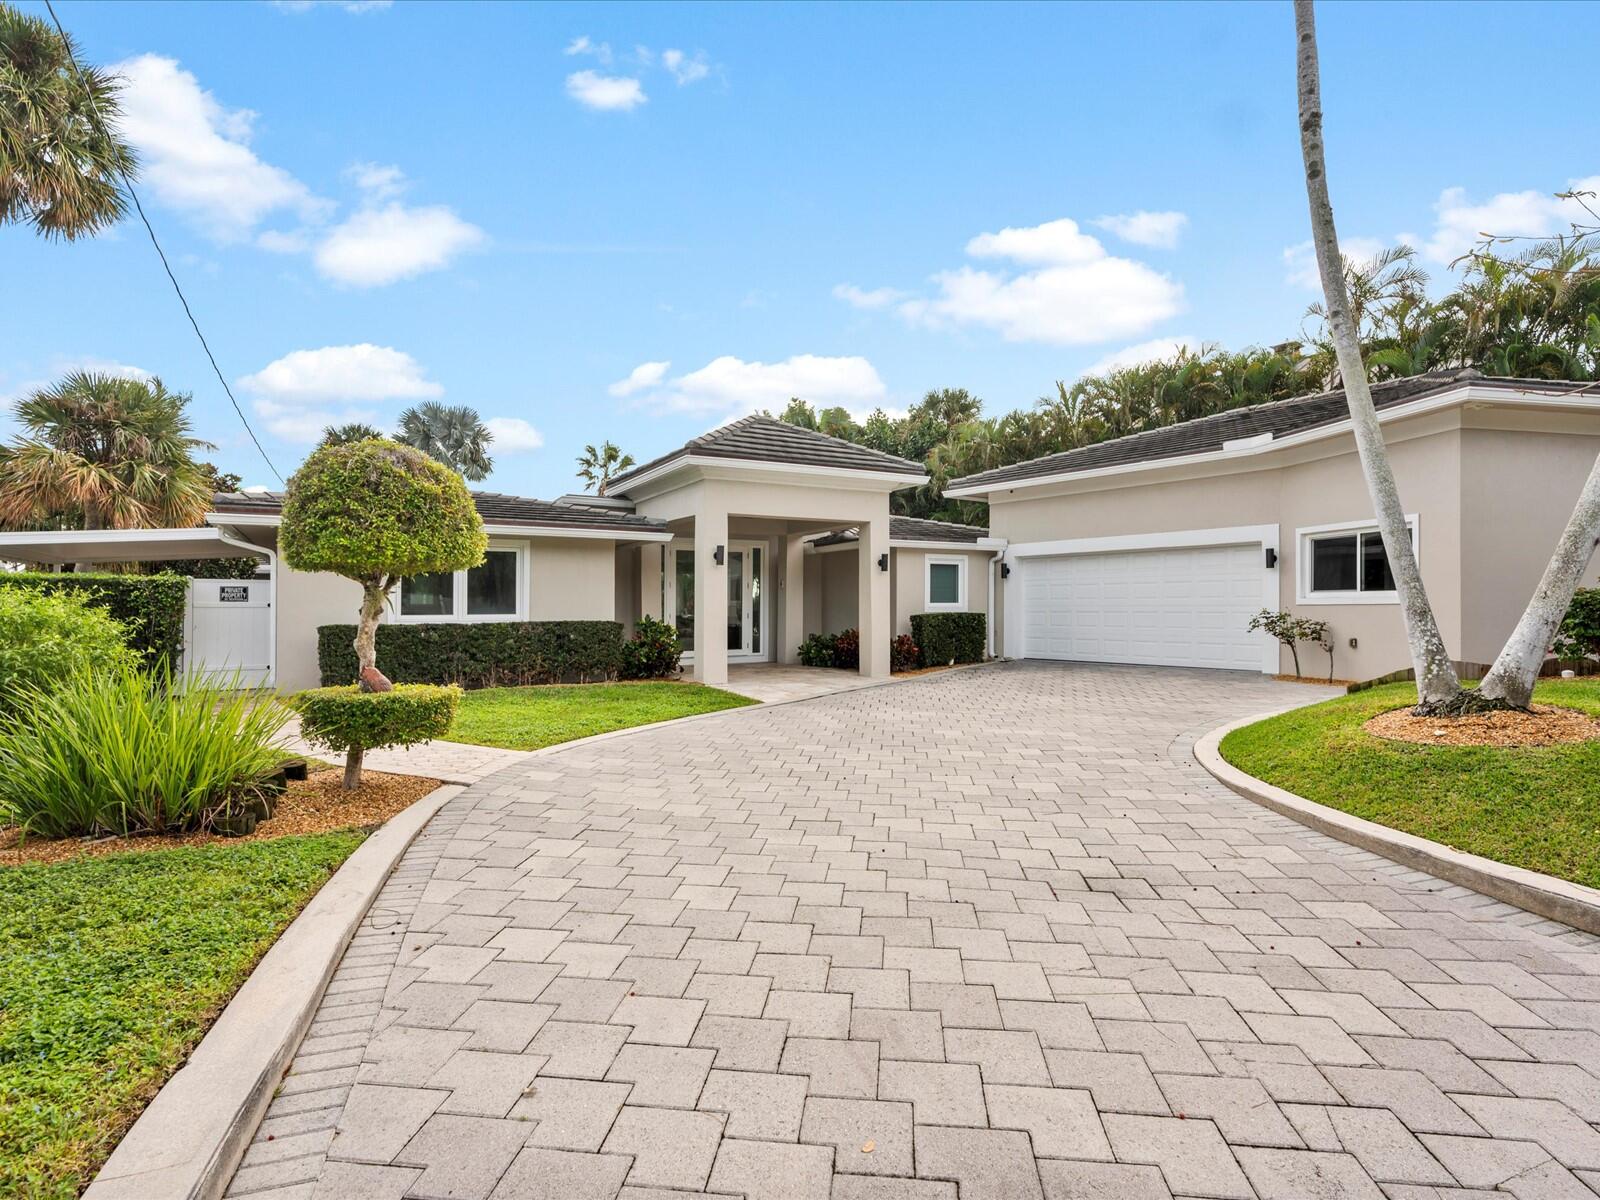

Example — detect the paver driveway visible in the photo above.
[229,662,1600,1200]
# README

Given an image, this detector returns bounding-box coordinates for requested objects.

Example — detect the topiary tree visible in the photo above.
[281,438,486,682]
[280,439,484,785]
[294,684,461,790]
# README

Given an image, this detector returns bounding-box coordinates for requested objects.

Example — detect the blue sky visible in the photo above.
[4,0,1597,497]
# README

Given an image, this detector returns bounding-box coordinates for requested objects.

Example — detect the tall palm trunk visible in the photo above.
[1476,452,1600,708]
[1294,0,1464,714]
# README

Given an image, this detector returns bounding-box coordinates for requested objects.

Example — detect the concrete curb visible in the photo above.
[1194,712,1600,937]
[85,782,464,1200]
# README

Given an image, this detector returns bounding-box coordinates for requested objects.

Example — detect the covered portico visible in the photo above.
[606,416,926,686]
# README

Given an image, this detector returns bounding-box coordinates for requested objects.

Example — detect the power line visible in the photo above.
[41,0,285,485]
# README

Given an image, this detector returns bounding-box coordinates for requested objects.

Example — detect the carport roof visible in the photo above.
[608,414,926,492]
[0,526,264,564]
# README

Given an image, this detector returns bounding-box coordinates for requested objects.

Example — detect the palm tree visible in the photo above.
[394,402,494,481]
[319,422,383,448]
[1,2,136,239]
[0,373,214,568]
[576,441,635,496]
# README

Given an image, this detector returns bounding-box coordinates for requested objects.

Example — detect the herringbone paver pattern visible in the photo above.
[228,662,1600,1199]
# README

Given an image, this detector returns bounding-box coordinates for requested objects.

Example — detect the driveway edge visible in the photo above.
[85,782,465,1200]
[1194,712,1600,936]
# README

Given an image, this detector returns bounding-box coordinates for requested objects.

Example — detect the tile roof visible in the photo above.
[608,414,925,492]
[947,372,1598,492]
[210,491,668,534]
[811,516,989,548]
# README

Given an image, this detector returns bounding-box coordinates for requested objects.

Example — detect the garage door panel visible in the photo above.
[1021,545,1264,671]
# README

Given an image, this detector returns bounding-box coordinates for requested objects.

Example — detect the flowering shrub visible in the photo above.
[890,634,919,673]
[833,628,860,670]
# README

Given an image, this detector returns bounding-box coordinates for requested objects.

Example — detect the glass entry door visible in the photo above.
[670,540,765,661]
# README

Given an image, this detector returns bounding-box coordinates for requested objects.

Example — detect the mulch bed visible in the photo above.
[1365,704,1600,748]
[0,768,442,868]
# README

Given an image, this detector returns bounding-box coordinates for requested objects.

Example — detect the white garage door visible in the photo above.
[1021,544,1265,670]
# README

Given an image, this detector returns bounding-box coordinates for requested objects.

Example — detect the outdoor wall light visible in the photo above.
[1000,562,1011,578]
[878,553,889,572]
[713,545,725,566]
[1264,548,1278,569]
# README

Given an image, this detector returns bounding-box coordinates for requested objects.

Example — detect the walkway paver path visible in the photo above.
[229,662,1600,1200]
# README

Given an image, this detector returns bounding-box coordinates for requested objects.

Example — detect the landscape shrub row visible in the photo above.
[0,571,186,669]
[910,612,986,667]
[319,620,626,688]
[0,588,135,711]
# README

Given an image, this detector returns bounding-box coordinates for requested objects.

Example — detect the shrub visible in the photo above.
[910,611,986,666]
[621,615,682,680]
[318,621,625,688]
[0,587,135,710]
[890,633,919,673]
[833,628,860,670]
[1554,588,1600,666]
[1248,609,1333,680]
[0,664,292,839]
[295,683,461,790]
[0,571,186,668]
[281,438,486,688]
[797,632,836,667]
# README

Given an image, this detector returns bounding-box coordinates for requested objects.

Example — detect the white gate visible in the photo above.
[185,577,273,687]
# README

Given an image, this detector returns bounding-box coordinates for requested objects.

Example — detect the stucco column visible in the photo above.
[857,518,891,677]
[781,534,806,664]
[694,508,729,686]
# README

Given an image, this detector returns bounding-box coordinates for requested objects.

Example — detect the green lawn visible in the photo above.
[0,834,363,1199]
[1220,679,1600,889]
[444,681,758,751]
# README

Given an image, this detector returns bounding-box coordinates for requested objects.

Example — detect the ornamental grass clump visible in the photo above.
[0,663,292,839]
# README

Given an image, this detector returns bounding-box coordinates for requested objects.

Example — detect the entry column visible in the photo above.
[857,518,891,677]
[781,533,806,665]
[693,509,729,686]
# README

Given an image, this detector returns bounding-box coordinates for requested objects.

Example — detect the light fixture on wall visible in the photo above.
[713,545,725,566]
[1264,548,1278,569]
[1000,562,1011,578]
[878,553,889,572]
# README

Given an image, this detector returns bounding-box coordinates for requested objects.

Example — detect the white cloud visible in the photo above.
[239,345,443,443]
[345,161,408,201]
[661,48,710,85]
[626,355,887,417]
[484,417,544,453]
[272,0,392,11]
[1,358,153,407]
[1085,336,1201,376]
[1419,177,1600,264]
[566,70,646,112]
[608,361,671,397]
[112,55,329,242]
[882,218,1182,346]
[563,35,613,63]
[1281,236,1388,289]
[313,203,484,287]
[833,283,907,310]
[1091,210,1188,250]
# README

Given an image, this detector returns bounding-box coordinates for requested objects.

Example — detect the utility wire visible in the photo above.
[42,0,286,485]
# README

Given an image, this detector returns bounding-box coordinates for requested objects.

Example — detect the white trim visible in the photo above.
[924,555,968,611]
[391,540,529,624]
[945,384,1598,498]
[890,539,990,552]
[0,525,259,556]
[1002,523,1280,673]
[1295,514,1419,606]
[613,453,926,496]
[201,511,672,543]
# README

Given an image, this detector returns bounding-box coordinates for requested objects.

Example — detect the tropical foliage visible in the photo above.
[0,1,135,240]
[0,587,133,711]
[0,372,214,534]
[394,402,494,481]
[620,615,683,680]
[576,440,636,495]
[774,238,1600,523]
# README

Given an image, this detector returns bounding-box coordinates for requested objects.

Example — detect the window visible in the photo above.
[1298,518,1416,604]
[397,544,525,621]
[925,556,967,610]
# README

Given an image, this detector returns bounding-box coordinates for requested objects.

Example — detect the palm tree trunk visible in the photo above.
[75,507,104,574]
[1294,0,1463,714]
[1475,451,1600,708]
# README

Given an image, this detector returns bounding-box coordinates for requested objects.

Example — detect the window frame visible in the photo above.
[392,539,528,624]
[1296,515,1419,606]
[924,554,969,611]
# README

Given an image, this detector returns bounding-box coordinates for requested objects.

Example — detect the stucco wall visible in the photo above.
[816,549,859,635]
[891,546,992,637]
[529,538,617,621]
[613,544,640,638]
[274,556,362,692]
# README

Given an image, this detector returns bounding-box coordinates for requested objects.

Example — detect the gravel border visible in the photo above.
[84,783,464,1200]
[1195,710,1600,937]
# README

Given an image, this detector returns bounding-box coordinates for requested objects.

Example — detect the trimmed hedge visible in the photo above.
[910,611,986,667]
[0,588,136,711]
[294,684,461,755]
[0,572,186,669]
[318,620,625,689]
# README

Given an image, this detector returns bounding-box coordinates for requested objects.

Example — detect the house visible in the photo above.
[0,416,997,690]
[946,371,1600,680]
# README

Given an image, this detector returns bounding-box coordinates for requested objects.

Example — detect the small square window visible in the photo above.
[467,550,518,616]
[1302,521,1414,600]
[400,572,454,616]
[928,560,963,607]
[1310,534,1358,592]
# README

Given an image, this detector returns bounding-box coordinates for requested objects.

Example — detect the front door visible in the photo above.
[670,540,766,661]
